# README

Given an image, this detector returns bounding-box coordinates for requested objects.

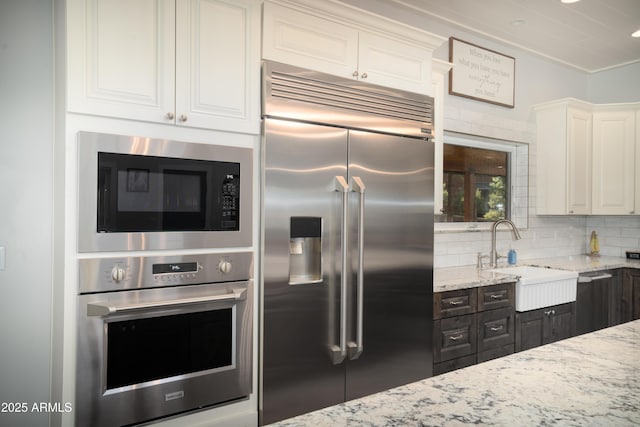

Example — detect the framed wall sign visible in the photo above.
[449,37,515,108]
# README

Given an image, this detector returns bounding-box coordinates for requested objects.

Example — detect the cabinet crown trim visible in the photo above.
[534,97,640,112]
[268,0,447,49]
[432,58,454,75]
[533,98,593,112]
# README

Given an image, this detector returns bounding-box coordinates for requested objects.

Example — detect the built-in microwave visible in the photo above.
[77,132,252,252]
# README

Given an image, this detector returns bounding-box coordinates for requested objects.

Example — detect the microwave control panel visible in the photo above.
[220,173,240,229]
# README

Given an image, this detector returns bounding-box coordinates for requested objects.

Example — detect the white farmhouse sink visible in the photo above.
[490,266,578,312]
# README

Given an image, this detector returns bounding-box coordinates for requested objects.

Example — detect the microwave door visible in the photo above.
[77,131,252,252]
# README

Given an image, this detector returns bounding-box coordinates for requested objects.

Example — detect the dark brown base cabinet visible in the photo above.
[623,268,640,321]
[434,268,640,375]
[576,268,640,337]
[576,270,620,335]
[433,283,515,375]
[515,302,576,352]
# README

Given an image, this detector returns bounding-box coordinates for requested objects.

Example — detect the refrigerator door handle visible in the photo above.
[348,176,365,360]
[328,175,349,365]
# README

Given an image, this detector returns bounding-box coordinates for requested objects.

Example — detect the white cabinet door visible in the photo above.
[535,106,569,215]
[535,101,592,215]
[262,2,358,80]
[431,59,452,216]
[175,0,259,133]
[592,110,636,215]
[566,107,592,214]
[67,0,175,123]
[358,32,431,94]
[636,110,640,214]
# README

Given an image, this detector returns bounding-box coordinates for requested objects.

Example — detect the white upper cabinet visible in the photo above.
[566,107,593,215]
[262,2,358,80]
[431,59,453,216]
[535,99,639,216]
[348,31,431,94]
[67,0,260,133]
[535,99,592,215]
[592,109,636,215]
[636,110,640,215]
[67,0,175,122]
[262,0,446,95]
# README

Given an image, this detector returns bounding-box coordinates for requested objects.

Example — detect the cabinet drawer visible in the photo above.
[434,288,477,319]
[433,314,477,363]
[478,283,515,312]
[477,307,515,353]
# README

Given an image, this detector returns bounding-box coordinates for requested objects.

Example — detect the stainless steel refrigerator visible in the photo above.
[260,61,434,425]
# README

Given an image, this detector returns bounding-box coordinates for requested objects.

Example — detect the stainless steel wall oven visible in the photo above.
[75,252,253,427]
[77,132,252,252]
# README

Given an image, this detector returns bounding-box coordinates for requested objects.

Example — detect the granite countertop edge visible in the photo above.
[434,255,640,293]
[268,319,640,427]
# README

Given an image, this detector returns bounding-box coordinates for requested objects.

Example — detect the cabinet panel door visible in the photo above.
[576,281,608,335]
[535,107,568,214]
[624,269,640,321]
[592,110,636,214]
[175,0,259,133]
[636,111,640,215]
[358,32,431,94]
[262,2,358,80]
[515,310,543,352]
[566,108,592,214]
[545,303,575,344]
[67,0,175,122]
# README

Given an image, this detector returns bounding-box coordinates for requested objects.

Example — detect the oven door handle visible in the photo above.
[86,288,246,317]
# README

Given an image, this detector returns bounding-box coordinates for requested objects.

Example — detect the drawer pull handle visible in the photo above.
[490,325,504,332]
[448,334,464,341]
[490,294,502,300]
[448,299,463,306]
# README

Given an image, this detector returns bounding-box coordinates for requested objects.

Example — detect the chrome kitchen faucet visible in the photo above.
[480,219,522,268]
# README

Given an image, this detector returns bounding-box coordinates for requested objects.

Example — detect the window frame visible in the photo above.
[436,131,528,233]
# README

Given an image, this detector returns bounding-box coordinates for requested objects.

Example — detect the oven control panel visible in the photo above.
[79,252,253,294]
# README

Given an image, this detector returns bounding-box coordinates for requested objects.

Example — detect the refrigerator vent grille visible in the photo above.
[270,71,433,126]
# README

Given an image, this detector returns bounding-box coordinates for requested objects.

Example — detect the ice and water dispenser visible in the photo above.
[288,217,322,285]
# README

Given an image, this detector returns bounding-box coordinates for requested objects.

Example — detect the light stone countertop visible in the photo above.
[268,319,640,427]
[434,265,517,292]
[525,254,640,273]
[434,255,640,293]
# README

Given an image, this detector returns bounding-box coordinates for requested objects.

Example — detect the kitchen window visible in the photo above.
[437,132,528,230]
[442,144,508,222]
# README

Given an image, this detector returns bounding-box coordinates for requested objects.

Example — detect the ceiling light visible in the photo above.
[633,30,640,38]
[561,0,581,4]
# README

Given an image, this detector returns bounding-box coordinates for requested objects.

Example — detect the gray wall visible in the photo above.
[588,61,640,103]
[343,0,637,109]
[0,1,53,426]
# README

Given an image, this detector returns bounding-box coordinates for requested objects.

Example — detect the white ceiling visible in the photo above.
[391,0,640,73]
